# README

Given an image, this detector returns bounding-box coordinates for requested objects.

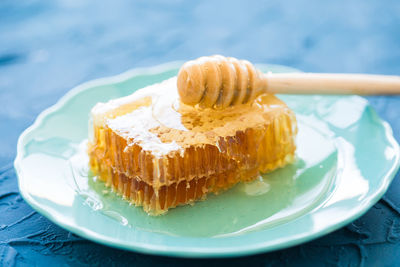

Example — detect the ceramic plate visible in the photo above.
[15,63,400,257]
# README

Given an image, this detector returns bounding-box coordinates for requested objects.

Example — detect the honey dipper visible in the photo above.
[177,55,400,109]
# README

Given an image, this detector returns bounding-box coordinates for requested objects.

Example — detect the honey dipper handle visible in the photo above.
[265,73,400,95]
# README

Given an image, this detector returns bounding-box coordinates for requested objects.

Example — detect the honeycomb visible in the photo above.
[90,154,263,215]
[88,77,297,215]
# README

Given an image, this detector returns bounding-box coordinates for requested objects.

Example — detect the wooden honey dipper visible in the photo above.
[177,55,400,109]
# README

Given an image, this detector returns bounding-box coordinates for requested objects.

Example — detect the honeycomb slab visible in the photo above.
[88,77,297,215]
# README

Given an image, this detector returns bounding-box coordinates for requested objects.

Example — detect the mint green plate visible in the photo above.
[14,62,400,258]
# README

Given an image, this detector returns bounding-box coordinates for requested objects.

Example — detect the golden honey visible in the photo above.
[88,77,297,215]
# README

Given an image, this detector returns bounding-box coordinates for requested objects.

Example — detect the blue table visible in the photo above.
[1,1,400,266]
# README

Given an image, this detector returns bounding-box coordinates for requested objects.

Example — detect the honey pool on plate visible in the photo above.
[72,115,337,237]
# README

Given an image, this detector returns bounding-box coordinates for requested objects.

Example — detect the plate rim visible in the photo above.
[14,62,400,258]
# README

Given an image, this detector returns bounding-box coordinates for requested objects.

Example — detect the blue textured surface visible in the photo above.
[1,0,400,266]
